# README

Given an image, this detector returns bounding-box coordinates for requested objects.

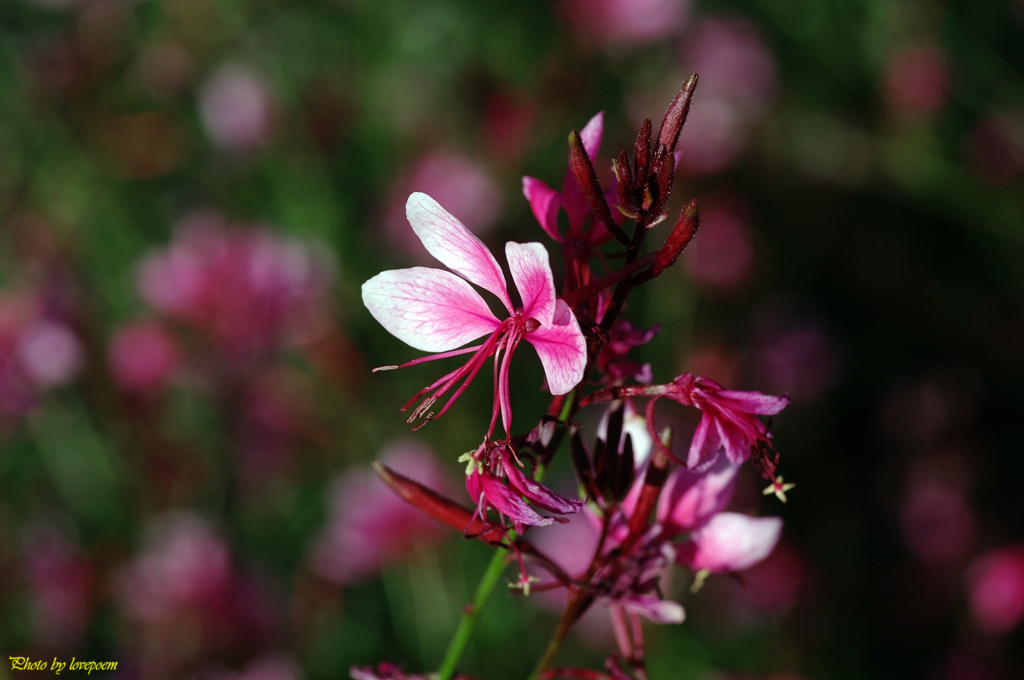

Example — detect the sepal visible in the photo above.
[372,461,507,544]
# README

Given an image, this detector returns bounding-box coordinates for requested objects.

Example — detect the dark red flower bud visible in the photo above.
[649,143,675,219]
[568,129,630,245]
[633,118,652,185]
[372,461,506,544]
[656,73,698,155]
[649,199,699,279]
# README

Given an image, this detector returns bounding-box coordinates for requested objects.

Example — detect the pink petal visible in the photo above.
[526,300,587,395]
[657,454,739,533]
[406,192,513,313]
[561,112,605,233]
[580,111,605,162]
[362,267,500,352]
[686,412,721,469]
[506,241,556,324]
[502,457,584,515]
[522,177,563,242]
[677,513,782,573]
[478,472,553,530]
[966,546,1024,634]
[718,389,790,415]
[715,413,753,465]
[466,468,484,504]
[623,594,685,624]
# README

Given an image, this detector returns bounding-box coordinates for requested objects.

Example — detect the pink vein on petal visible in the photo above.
[506,241,556,324]
[406,192,513,313]
[361,267,501,353]
[526,303,587,395]
[718,390,790,414]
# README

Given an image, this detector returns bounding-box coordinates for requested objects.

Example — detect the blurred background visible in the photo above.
[2,0,1024,678]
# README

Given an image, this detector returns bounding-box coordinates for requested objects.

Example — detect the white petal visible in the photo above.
[406,192,512,313]
[362,267,500,352]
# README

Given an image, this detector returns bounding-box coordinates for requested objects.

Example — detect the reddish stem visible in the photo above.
[560,252,657,310]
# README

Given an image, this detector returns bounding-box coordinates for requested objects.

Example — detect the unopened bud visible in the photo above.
[649,200,699,279]
[657,74,698,154]
[634,118,652,182]
[569,130,630,245]
[372,461,504,543]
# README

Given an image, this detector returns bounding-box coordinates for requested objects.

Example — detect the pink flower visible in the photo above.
[136,211,332,361]
[107,320,180,394]
[465,444,583,533]
[675,17,776,175]
[311,441,453,583]
[657,452,740,533]
[0,289,82,419]
[645,373,788,477]
[682,199,755,291]
[115,513,278,672]
[601,451,739,548]
[577,450,777,623]
[117,514,233,622]
[559,0,689,47]
[965,546,1024,634]
[198,64,275,151]
[677,512,782,573]
[522,112,621,250]
[362,192,587,436]
[17,319,82,388]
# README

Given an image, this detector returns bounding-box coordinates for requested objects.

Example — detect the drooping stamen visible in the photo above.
[426,330,505,426]
[401,327,507,427]
[377,343,484,372]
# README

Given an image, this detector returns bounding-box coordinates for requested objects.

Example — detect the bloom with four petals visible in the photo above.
[362,192,588,437]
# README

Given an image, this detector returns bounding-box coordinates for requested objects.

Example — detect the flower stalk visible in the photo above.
[359,73,792,680]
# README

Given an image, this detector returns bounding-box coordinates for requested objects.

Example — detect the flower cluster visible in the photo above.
[135,210,332,365]
[0,286,82,423]
[359,75,791,680]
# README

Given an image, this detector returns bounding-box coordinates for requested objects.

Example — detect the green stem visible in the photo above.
[436,376,580,679]
[436,545,510,680]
